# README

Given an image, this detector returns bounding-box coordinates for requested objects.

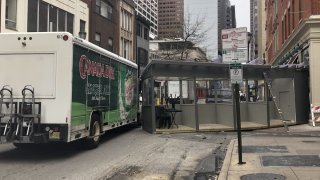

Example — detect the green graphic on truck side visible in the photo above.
[71,44,137,129]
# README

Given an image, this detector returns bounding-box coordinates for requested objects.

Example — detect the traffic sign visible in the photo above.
[230,63,243,84]
[222,27,248,63]
[222,49,248,63]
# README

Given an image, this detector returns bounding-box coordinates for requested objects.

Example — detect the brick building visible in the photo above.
[86,0,118,53]
[86,0,136,62]
[158,0,184,39]
[265,0,320,107]
[265,0,320,63]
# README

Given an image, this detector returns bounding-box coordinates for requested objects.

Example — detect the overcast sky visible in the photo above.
[230,0,250,31]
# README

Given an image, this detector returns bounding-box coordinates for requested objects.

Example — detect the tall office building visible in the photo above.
[133,0,158,39]
[257,0,266,59]
[184,0,218,60]
[158,0,184,39]
[250,0,258,60]
[218,0,236,54]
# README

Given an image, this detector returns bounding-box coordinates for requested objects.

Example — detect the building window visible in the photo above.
[5,0,17,29]
[121,9,132,32]
[123,39,129,59]
[80,20,86,33]
[95,33,101,46]
[108,37,113,52]
[39,1,48,32]
[282,20,284,44]
[292,0,295,30]
[144,27,149,40]
[79,20,86,39]
[96,0,113,20]
[49,5,57,32]
[95,0,101,13]
[122,38,131,59]
[67,13,74,34]
[284,14,287,40]
[138,47,149,67]
[27,0,74,34]
[28,0,38,32]
[137,23,142,37]
[58,9,66,31]
[288,7,291,33]
[299,0,302,20]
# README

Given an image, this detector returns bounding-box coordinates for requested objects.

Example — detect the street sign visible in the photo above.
[230,63,243,84]
[222,49,248,63]
[221,27,248,49]
[222,27,248,63]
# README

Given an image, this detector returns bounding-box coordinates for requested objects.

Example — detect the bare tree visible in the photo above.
[155,11,210,61]
[179,11,210,60]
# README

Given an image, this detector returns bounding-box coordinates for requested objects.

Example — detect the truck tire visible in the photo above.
[82,114,101,149]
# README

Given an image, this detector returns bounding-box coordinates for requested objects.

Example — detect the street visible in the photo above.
[0,125,235,180]
[0,124,319,180]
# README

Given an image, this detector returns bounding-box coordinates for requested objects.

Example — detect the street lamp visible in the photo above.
[247,32,252,63]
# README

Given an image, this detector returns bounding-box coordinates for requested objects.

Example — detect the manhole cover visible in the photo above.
[241,173,286,180]
[242,146,288,153]
[262,155,320,166]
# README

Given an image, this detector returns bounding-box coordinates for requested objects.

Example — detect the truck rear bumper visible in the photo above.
[0,123,68,144]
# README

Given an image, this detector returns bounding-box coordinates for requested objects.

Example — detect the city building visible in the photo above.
[149,39,207,61]
[136,14,151,76]
[250,0,258,60]
[230,5,236,28]
[118,0,136,62]
[133,0,158,39]
[257,0,266,59]
[86,0,117,52]
[218,0,236,54]
[184,0,218,60]
[85,0,136,62]
[265,0,320,108]
[157,0,184,39]
[0,0,89,40]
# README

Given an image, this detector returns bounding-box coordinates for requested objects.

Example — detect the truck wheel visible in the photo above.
[83,114,101,149]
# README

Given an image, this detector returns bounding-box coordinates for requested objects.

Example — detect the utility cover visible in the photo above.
[262,155,320,166]
[242,146,288,153]
[241,173,286,180]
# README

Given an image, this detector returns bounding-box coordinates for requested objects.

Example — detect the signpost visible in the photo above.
[223,27,248,165]
[229,63,245,165]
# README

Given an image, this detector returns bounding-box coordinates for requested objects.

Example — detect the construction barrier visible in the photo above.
[310,104,320,126]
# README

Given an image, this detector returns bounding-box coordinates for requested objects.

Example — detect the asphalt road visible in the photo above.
[0,125,235,180]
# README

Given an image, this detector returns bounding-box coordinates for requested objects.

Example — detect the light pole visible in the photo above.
[247,32,252,63]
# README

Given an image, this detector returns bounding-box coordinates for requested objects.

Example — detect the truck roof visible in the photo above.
[0,32,138,69]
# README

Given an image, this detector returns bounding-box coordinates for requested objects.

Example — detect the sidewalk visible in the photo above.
[218,125,320,180]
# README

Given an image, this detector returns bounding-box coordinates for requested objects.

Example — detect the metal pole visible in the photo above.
[247,41,250,63]
[234,83,245,164]
[194,78,199,131]
[265,79,270,128]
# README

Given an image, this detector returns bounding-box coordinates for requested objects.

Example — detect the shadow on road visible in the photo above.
[0,124,139,162]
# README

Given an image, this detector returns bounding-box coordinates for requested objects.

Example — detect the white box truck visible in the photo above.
[0,32,138,148]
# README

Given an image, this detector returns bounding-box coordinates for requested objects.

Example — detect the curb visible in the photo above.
[217,139,236,180]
